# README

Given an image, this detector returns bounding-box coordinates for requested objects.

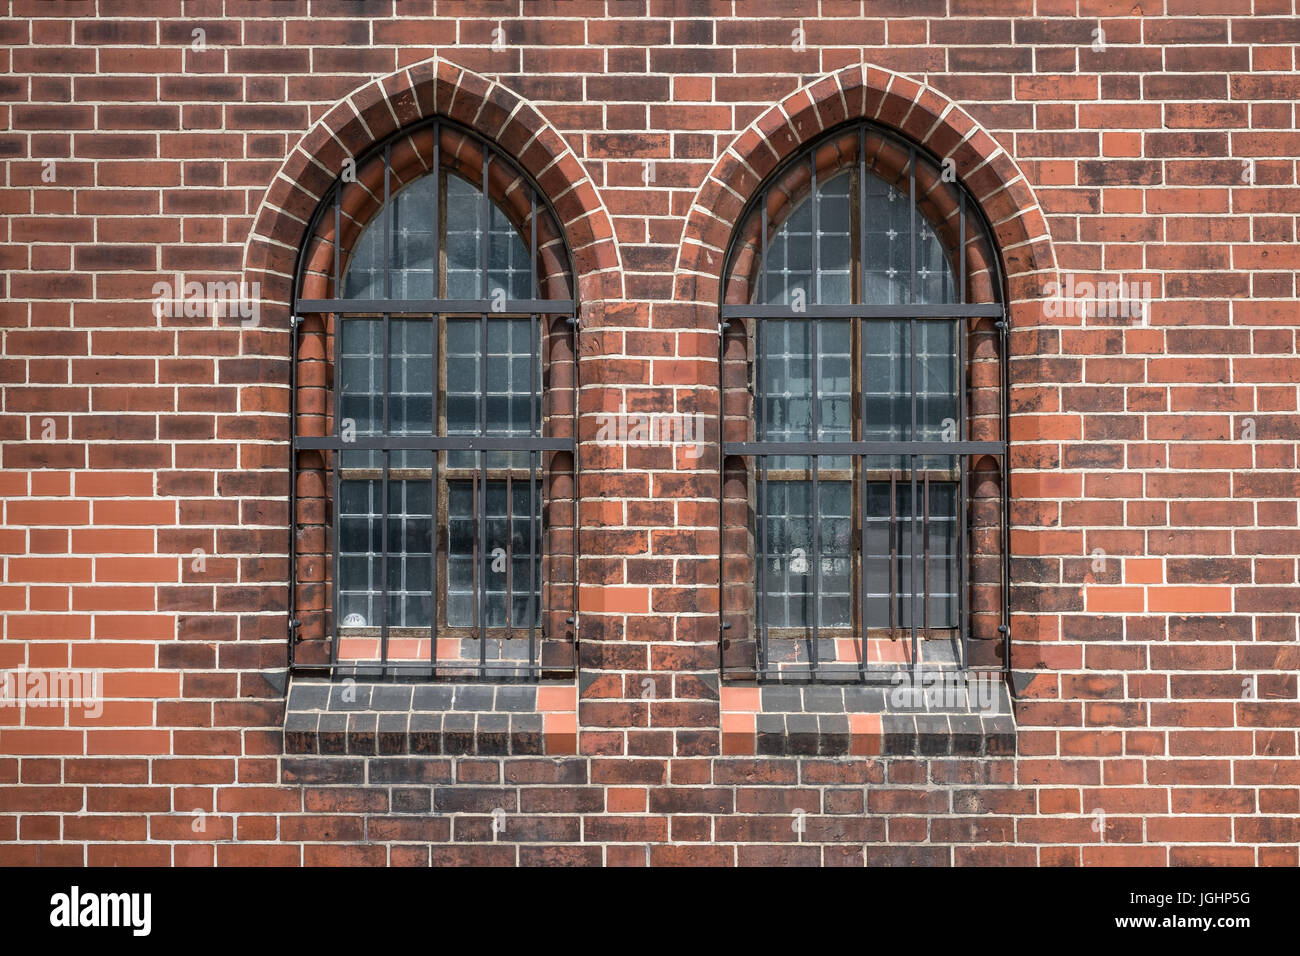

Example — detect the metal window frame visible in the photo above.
[719,120,1011,684]
[287,117,578,682]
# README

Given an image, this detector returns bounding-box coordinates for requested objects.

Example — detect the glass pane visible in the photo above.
[760,171,851,307]
[388,318,434,469]
[341,170,532,301]
[445,172,532,300]
[342,175,437,300]
[447,478,541,629]
[756,318,852,470]
[445,316,538,470]
[862,319,958,469]
[337,465,435,631]
[757,480,852,628]
[863,479,958,629]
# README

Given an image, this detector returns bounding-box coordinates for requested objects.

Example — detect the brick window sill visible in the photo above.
[282,680,578,760]
[719,680,1016,757]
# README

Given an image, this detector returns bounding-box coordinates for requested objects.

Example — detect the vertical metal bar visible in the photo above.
[380,145,392,676]
[472,468,482,674]
[923,470,931,647]
[478,146,490,678]
[481,149,490,300]
[330,177,343,671]
[757,187,769,675]
[506,468,514,643]
[957,197,968,672]
[433,121,440,298]
[889,470,897,643]
[858,128,868,677]
[479,308,488,677]
[810,319,821,679]
[530,191,538,300]
[528,312,537,675]
[431,313,439,677]
[958,195,966,307]
[384,142,392,300]
[908,146,916,305]
[859,316,868,677]
[810,151,819,306]
[330,315,342,670]
[810,151,821,677]
[380,314,391,675]
[431,124,441,676]
[333,185,342,294]
[908,147,919,675]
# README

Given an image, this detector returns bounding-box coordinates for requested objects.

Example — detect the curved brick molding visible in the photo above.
[674,63,1058,321]
[241,56,624,320]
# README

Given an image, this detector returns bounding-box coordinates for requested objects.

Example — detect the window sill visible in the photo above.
[719,679,1016,757]
[281,679,577,760]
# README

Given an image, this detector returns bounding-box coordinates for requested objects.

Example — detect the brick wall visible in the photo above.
[2,0,1298,866]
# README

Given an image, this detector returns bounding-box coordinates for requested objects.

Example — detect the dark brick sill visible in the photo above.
[721,679,1017,757]
[282,679,576,760]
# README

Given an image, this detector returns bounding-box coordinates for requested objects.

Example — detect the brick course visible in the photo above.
[1,1,1299,866]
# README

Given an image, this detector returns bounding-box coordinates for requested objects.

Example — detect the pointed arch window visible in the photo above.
[290,119,577,681]
[720,123,1009,681]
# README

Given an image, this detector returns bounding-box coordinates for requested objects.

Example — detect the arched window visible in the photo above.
[720,123,1008,681]
[290,119,577,681]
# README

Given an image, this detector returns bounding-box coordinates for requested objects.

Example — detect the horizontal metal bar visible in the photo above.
[298,298,574,315]
[722,303,1003,319]
[296,436,573,451]
[723,440,1005,456]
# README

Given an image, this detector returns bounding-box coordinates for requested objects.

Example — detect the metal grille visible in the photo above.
[289,118,577,681]
[720,122,1010,682]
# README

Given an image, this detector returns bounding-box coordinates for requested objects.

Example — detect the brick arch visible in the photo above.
[675,63,1056,322]
[242,55,622,317]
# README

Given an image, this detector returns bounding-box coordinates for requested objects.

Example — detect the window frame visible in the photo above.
[288,117,579,682]
[718,121,1011,682]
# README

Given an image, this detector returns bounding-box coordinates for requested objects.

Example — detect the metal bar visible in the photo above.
[958,194,966,307]
[858,316,868,678]
[756,199,768,674]
[471,469,482,674]
[506,468,514,642]
[333,184,341,294]
[958,195,968,671]
[856,137,868,677]
[810,319,821,679]
[909,145,916,305]
[810,150,819,306]
[380,307,391,675]
[298,298,576,315]
[478,304,488,677]
[858,126,867,306]
[296,435,574,451]
[889,471,897,642]
[380,450,391,676]
[721,439,1005,456]
[530,191,538,300]
[722,303,1002,319]
[923,470,931,655]
[481,149,490,300]
[433,120,440,298]
[529,312,537,672]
